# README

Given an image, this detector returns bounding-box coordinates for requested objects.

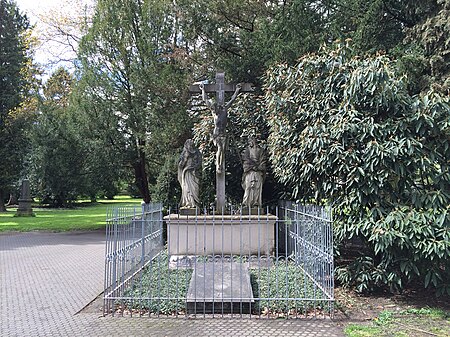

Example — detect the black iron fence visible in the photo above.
[103,203,334,318]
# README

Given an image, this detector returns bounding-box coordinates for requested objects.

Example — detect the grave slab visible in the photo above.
[186,262,254,314]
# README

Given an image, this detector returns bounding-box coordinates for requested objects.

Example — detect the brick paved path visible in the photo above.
[0,231,344,336]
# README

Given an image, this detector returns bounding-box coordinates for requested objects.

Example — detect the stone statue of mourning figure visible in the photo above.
[241,137,266,213]
[178,139,202,214]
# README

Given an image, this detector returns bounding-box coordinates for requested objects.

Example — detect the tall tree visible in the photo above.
[76,0,192,203]
[0,0,37,211]
[403,0,449,94]
[30,68,88,206]
[318,0,438,53]
[178,0,326,84]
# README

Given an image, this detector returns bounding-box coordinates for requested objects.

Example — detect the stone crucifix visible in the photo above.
[190,72,254,211]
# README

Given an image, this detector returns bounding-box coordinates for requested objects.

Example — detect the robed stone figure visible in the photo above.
[241,138,266,208]
[178,139,202,208]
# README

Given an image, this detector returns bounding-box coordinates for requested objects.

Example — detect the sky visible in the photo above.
[16,0,62,16]
[15,0,94,79]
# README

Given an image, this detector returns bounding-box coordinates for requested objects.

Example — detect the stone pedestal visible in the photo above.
[15,199,35,217]
[165,214,277,256]
[179,207,200,216]
[241,207,265,215]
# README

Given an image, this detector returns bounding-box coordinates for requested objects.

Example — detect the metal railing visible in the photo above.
[103,203,164,315]
[281,201,334,314]
[103,202,334,318]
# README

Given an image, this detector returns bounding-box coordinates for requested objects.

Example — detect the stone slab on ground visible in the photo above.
[187,262,254,314]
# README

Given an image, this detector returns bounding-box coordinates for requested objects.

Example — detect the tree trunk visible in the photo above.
[0,189,6,212]
[133,149,151,204]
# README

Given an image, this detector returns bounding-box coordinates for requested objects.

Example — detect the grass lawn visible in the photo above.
[344,308,450,337]
[337,287,450,337]
[0,196,143,232]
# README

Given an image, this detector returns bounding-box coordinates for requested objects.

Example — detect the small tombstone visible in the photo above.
[15,179,35,217]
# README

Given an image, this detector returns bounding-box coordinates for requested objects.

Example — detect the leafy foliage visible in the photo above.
[76,0,192,203]
[178,0,326,85]
[326,0,439,53]
[29,66,127,205]
[0,0,38,210]
[151,153,181,208]
[264,42,450,294]
[30,68,87,206]
[404,0,450,94]
[250,260,329,314]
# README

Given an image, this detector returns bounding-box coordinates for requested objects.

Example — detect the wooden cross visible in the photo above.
[190,72,254,211]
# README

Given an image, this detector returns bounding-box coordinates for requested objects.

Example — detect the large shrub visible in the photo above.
[264,42,450,294]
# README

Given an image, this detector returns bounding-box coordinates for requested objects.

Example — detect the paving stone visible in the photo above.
[0,231,344,336]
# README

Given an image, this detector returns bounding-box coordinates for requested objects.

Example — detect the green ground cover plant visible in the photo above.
[123,252,193,315]
[0,196,142,232]
[249,261,330,316]
[122,252,329,316]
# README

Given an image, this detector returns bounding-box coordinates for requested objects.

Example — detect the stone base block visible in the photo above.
[179,207,200,216]
[241,207,265,215]
[15,200,35,217]
[165,214,277,256]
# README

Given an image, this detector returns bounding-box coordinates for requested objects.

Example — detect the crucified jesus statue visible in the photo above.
[189,72,253,210]
[199,82,242,174]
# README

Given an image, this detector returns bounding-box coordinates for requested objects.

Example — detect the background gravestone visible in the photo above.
[15,179,35,217]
